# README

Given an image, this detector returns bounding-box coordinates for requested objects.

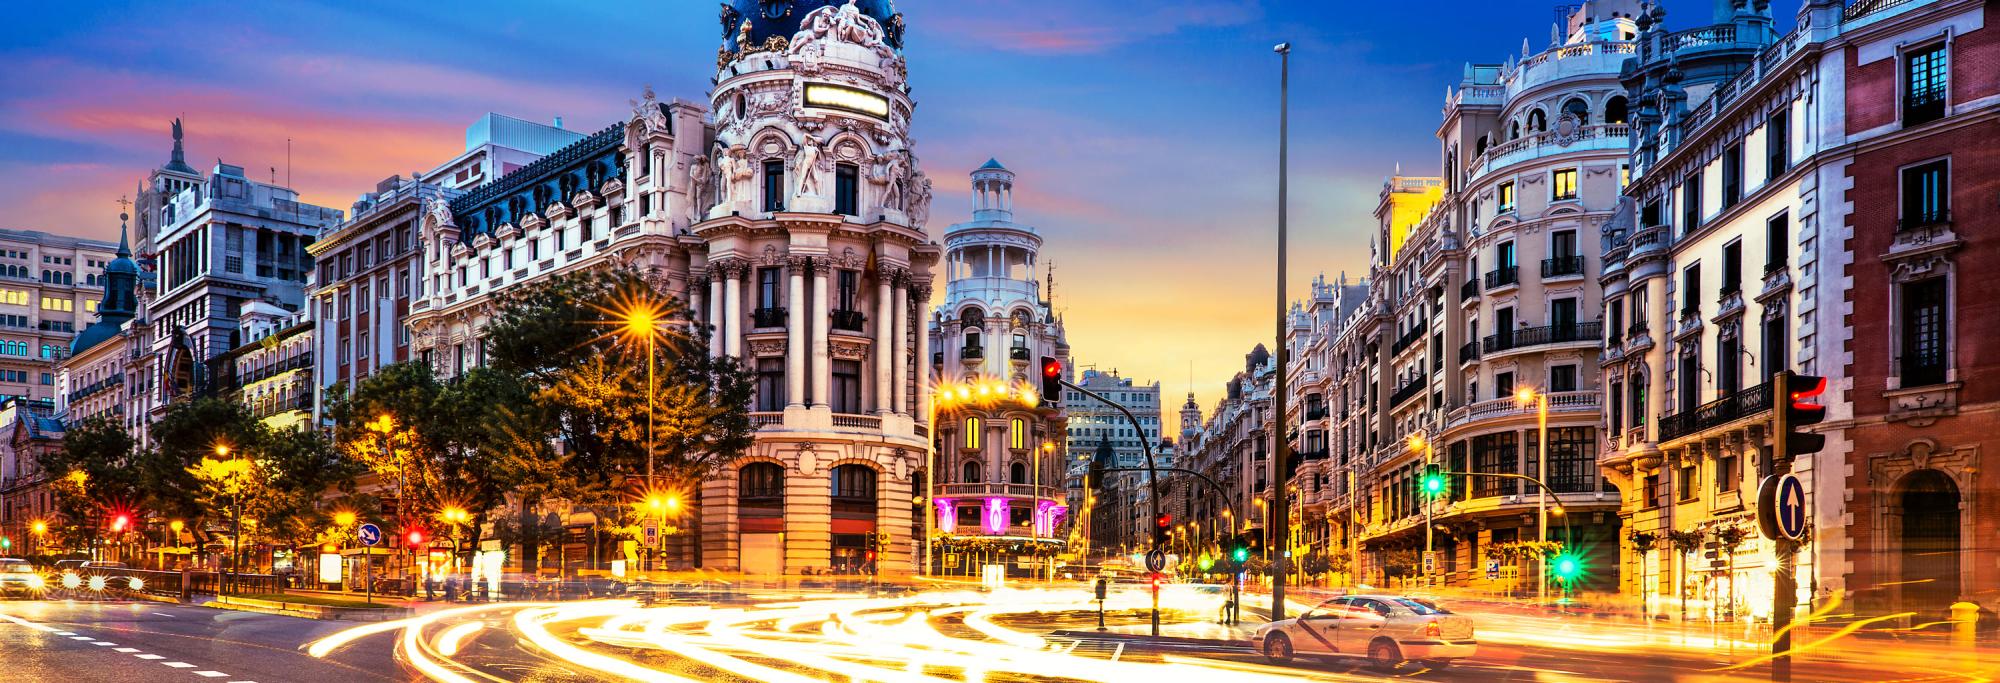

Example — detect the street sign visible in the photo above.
[357,523,382,547]
[944,553,959,568]
[1485,559,1499,580]
[1145,549,1167,572]
[1422,551,1437,575]
[642,522,660,549]
[1759,473,1809,541]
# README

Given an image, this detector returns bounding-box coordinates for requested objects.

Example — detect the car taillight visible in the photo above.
[1424,621,1442,637]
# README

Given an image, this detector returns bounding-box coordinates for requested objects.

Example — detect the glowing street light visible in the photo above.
[1516,386,1551,604]
[333,511,358,528]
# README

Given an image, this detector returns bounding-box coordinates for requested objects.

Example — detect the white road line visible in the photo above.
[154,612,174,617]
[69,635,93,640]
[91,641,115,646]
[227,680,259,683]
[53,631,76,635]
[114,647,140,653]
[162,662,196,668]
[193,672,228,678]
[136,654,165,660]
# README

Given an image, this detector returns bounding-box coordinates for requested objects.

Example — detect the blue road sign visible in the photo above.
[357,523,382,547]
[1775,475,1807,540]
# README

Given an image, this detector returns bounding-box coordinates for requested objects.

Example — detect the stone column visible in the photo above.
[811,260,832,408]
[914,281,934,420]
[892,274,909,415]
[706,271,723,357]
[1643,279,1669,445]
[723,260,744,358]
[785,257,806,408]
[875,266,896,414]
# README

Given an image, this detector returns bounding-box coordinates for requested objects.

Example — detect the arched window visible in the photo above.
[740,462,785,509]
[1562,98,1590,125]
[1474,135,1490,157]
[1010,461,1028,484]
[1605,96,1629,125]
[1528,109,1548,133]
[831,464,876,501]
[1010,417,1026,449]
[964,417,982,449]
[961,460,981,482]
[964,329,981,352]
[1510,120,1521,140]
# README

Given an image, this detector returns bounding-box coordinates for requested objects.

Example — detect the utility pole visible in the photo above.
[1770,371,1797,683]
[1270,39,1293,624]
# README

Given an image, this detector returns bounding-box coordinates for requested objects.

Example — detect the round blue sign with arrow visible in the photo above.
[357,522,382,547]
[1758,474,1808,541]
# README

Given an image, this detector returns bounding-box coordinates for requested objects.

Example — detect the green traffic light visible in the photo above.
[1197,553,1214,571]
[1231,547,1248,562]
[1421,475,1446,495]
[0,536,9,550]
[1552,553,1584,582]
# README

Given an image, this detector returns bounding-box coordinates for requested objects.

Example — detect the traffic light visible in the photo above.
[1040,356,1063,406]
[1229,536,1249,563]
[1243,529,1265,557]
[1780,373,1827,460]
[1,536,9,551]
[111,514,130,532]
[407,529,426,546]
[1420,464,1447,498]
[1197,552,1214,571]
[1149,572,1165,591]
[1551,551,1585,583]
[1152,513,1172,548]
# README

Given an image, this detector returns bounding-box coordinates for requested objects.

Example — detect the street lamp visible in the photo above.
[1269,38,1294,622]
[1516,386,1551,604]
[1409,432,1437,584]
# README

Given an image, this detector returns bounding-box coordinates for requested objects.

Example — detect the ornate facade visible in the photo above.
[925,160,1069,572]
[406,0,937,575]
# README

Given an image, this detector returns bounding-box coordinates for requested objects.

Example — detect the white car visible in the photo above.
[1250,594,1476,670]
[0,558,42,595]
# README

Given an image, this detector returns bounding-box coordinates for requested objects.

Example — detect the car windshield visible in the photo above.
[1391,598,1451,615]
[0,561,31,572]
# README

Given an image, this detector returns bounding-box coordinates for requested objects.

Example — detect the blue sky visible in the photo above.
[0,0,1738,431]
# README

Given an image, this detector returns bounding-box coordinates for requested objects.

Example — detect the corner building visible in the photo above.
[406,0,937,575]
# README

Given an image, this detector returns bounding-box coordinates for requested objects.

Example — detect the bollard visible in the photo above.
[1951,602,1979,649]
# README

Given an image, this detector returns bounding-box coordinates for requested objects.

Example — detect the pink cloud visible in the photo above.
[918,0,1264,55]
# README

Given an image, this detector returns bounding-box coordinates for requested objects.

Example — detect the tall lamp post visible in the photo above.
[1410,433,1436,584]
[1516,387,1551,604]
[1270,39,1293,622]
[214,444,245,594]
[621,299,671,572]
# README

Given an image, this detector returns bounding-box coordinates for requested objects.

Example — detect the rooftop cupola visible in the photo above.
[971,159,1015,222]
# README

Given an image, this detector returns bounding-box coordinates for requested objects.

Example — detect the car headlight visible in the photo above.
[60,572,81,589]
[88,575,107,591]
[26,575,44,590]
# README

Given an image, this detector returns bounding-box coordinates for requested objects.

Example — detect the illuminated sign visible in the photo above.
[804,83,890,120]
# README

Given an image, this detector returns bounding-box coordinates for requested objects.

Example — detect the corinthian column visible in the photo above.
[705,271,723,358]
[785,256,806,408]
[914,280,933,420]
[723,260,744,358]
[892,274,909,415]
[811,260,831,408]
[875,265,897,414]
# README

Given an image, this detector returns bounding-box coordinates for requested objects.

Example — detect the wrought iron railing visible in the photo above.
[752,307,787,328]
[1541,256,1585,278]
[831,309,866,332]
[1658,380,1773,442]
[1484,266,1519,290]
[1483,321,1602,354]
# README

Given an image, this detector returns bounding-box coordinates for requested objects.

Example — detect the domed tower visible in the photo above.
[925,160,1070,568]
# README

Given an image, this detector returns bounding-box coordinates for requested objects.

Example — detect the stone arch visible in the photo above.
[749,127,795,162]
[1527,108,1549,133]
[1561,96,1591,125]
[1604,95,1630,125]
[1888,467,1962,616]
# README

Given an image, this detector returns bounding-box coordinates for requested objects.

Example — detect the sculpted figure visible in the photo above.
[908,172,933,228]
[794,134,826,197]
[880,151,909,209]
[687,154,712,221]
[790,6,834,52]
[834,0,884,47]
[425,197,454,230]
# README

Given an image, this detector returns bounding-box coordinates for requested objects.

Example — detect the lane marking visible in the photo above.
[53,631,76,635]
[69,635,94,640]
[136,654,165,660]
[163,662,197,668]
[114,647,140,653]
[153,612,174,617]
[193,672,228,678]
[91,641,116,646]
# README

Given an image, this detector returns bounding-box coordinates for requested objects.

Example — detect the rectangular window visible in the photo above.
[832,359,862,413]
[757,267,781,310]
[1763,315,1787,383]
[1682,174,1703,233]
[1610,381,1625,432]
[1471,432,1519,498]
[1767,109,1790,176]
[756,358,786,412]
[1721,240,1743,295]
[1551,168,1578,200]
[1904,43,1948,126]
[1716,454,1740,493]
[1551,230,1577,259]
[1721,143,1743,209]
[1498,181,1516,212]
[763,160,786,212]
[835,163,859,216]
[837,270,858,311]
[1010,418,1026,450]
[1765,212,1789,272]
[39,297,72,312]
[1679,352,1701,413]
[1494,371,1514,400]
[1717,331,1741,395]
[1678,466,1697,502]
[1900,159,1949,229]
[964,416,983,450]
[1681,264,1702,317]
[1901,277,1948,386]
[1643,473,1664,509]
[1641,199,1663,228]
[1550,365,1577,393]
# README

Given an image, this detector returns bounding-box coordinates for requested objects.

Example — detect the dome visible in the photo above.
[723,0,902,52]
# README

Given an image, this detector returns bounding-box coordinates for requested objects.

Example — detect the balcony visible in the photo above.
[1541,256,1585,278]
[960,346,983,361]
[1658,380,1773,442]
[1484,266,1519,291]
[1305,405,1329,421]
[1391,326,1426,355]
[753,307,787,329]
[1446,390,1599,430]
[831,309,866,332]
[1459,341,1480,365]
[936,482,1061,499]
[1483,321,1602,354]
[1389,376,1428,408]
[1009,346,1031,362]
[1460,280,1479,303]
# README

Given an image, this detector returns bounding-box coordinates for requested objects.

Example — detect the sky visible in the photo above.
[0,0,1735,436]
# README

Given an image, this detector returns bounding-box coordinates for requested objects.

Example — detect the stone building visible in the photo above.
[1179,346,1275,557]
[0,228,118,404]
[403,0,937,575]
[924,159,1069,573]
[212,301,314,431]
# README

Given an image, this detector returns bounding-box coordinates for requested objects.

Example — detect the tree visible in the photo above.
[42,417,144,554]
[144,398,267,526]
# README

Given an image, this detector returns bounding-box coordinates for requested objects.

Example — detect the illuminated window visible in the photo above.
[1551,168,1578,201]
[0,290,25,306]
[1010,418,1025,449]
[84,299,99,313]
[1498,182,1516,212]
[964,417,982,449]
[40,297,72,312]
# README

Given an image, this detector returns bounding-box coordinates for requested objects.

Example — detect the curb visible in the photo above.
[207,595,411,622]
[1048,629,1251,649]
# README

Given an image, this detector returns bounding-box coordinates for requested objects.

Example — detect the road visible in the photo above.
[5,586,1995,682]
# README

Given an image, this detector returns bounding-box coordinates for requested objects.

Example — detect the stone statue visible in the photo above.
[790,5,835,54]
[632,85,669,134]
[687,154,712,222]
[878,151,909,210]
[425,197,454,229]
[794,134,825,197]
[834,0,884,47]
[908,172,933,228]
[719,146,754,209]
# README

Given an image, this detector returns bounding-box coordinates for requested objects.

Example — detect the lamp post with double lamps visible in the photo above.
[1516,387,1551,604]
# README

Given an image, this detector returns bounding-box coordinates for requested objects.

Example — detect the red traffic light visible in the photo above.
[407,530,425,545]
[111,514,130,532]
[1156,513,1172,528]
[1788,374,1826,411]
[1041,358,1062,378]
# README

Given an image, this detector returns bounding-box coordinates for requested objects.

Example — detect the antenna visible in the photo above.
[286,138,293,189]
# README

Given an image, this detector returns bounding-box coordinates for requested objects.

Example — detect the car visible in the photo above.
[0,558,43,595]
[1250,594,1476,671]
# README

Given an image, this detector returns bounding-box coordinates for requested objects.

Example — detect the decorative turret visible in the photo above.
[71,213,142,356]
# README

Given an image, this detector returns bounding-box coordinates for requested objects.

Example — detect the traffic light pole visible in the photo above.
[1770,371,1797,683]
[1059,379,1162,637]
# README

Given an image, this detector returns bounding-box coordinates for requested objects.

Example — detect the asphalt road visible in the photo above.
[0,599,401,683]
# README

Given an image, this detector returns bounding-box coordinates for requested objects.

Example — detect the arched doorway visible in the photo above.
[738,462,786,575]
[1895,469,1960,616]
[831,464,880,575]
